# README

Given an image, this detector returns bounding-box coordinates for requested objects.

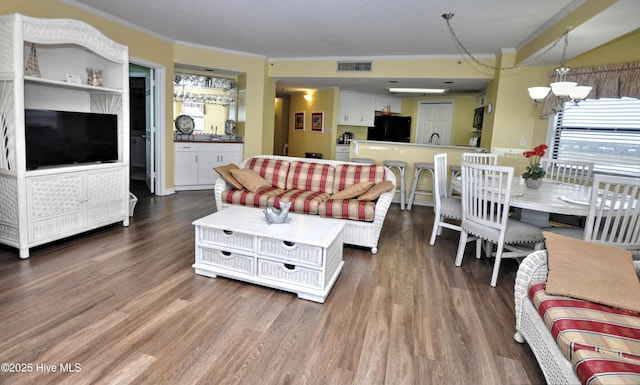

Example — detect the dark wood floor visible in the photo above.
[0,191,545,385]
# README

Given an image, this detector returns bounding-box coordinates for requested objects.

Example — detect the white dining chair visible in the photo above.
[455,161,545,287]
[546,174,640,252]
[429,153,463,245]
[462,152,498,165]
[449,153,498,195]
[540,158,594,186]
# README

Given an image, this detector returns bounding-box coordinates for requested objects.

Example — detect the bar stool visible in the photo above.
[350,157,375,164]
[383,160,407,210]
[407,162,434,210]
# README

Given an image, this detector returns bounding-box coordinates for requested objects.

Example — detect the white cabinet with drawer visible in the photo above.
[174,142,243,190]
[335,144,350,161]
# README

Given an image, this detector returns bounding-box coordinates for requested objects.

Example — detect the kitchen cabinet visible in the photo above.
[0,14,130,259]
[374,95,402,113]
[335,144,350,161]
[338,90,375,126]
[174,142,243,190]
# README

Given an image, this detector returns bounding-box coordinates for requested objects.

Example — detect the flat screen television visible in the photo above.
[25,109,118,170]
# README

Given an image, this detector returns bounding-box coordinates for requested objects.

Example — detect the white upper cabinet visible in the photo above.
[338,90,375,127]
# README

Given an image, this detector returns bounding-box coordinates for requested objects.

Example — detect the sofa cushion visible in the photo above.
[529,282,640,361]
[229,168,271,192]
[332,164,386,193]
[214,163,244,190]
[572,348,640,385]
[274,190,330,215]
[318,199,376,222]
[245,157,290,189]
[331,181,374,200]
[543,231,640,313]
[222,187,284,208]
[285,161,335,194]
[357,180,394,201]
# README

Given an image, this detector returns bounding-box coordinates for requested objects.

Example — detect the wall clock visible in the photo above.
[175,114,195,134]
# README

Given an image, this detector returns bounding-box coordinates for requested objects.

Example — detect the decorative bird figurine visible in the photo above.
[264,201,292,224]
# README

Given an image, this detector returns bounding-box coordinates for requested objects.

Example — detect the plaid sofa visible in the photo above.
[514,250,640,385]
[214,155,396,254]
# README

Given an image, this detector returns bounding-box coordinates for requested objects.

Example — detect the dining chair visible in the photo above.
[455,161,545,287]
[462,152,498,165]
[429,153,463,245]
[449,153,498,195]
[546,174,640,252]
[540,158,594,186]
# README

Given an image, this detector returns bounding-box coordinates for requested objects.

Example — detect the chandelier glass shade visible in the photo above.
[527,35,592,112]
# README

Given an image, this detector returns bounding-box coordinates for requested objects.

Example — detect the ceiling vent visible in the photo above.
[337,61,372,72]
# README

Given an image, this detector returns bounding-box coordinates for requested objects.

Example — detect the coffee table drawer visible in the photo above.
[198,227,254,252]
[199,247,255,275]
[257,237,323,266]
[258,259,322,289]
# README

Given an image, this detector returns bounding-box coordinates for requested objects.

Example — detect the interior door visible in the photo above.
[145,70,156,193]
[416,101,454,145]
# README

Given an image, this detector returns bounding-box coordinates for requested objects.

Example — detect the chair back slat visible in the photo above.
[585,174,640,250]
[460,160,513,233]
[462,153,498,166]
[541,159,594,186]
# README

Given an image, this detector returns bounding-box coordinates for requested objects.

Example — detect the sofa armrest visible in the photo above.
[514,250,549,331]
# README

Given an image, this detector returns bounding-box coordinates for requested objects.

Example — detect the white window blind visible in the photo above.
[551,97,640,177]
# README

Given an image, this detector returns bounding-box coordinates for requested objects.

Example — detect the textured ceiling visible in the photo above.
[62,0,638,95]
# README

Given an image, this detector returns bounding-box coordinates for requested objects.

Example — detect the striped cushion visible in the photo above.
[318,199,376,222]
[573,349,640,385]
[332,164,386,193]
[222,187,283,208]
[529,282,640,384]
[245,157,290,189]
[274,190,330,215]
[286,161,335,194]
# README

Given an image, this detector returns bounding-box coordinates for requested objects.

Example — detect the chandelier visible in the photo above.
[441,13,592,113]
[527,33,592,113]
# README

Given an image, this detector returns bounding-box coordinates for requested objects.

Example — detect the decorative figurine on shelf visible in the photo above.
[25,43,41,77]
[86,68,103,86]
[522,143,548,189]
[264,201,292,224]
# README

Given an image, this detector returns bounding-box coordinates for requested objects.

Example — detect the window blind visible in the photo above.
[551,97,640,177]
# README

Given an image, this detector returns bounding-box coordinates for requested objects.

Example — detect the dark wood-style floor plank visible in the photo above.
[0,190,545,385]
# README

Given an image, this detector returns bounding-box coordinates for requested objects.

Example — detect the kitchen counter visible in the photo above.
[174,139,244,143]
[350,140,486,207]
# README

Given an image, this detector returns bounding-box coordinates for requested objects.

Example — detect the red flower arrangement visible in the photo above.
[522,144,548,180]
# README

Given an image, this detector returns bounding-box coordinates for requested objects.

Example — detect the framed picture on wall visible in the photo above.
[311,111,323,132]
[294,112,305,130]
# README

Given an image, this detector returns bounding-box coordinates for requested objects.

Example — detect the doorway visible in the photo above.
[415,100,454,146]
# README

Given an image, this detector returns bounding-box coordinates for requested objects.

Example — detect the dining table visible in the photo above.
[451,177,592,227]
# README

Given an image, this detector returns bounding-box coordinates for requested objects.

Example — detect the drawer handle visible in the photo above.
[221,251,231,256]
[284,263,296,270]
[283,241,295,247]
[223,230,233,235]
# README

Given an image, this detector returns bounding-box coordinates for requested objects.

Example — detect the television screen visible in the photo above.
[25,109,118,170]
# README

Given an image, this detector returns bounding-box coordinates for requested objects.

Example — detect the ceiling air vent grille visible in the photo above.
[337,62,372,72]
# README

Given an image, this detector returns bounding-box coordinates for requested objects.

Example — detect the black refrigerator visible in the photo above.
[367,115,411,142]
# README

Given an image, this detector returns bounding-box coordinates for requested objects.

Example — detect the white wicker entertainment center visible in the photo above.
[193,206,345,303]
[0,14,130,259]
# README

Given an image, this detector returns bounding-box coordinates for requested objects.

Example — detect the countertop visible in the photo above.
[174,139,244,144]
[351,139,486,152]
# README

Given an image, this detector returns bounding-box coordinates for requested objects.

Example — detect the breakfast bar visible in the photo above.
[348,140,485,207]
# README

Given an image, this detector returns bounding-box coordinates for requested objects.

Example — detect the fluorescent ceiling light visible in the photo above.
[387,87,448,94]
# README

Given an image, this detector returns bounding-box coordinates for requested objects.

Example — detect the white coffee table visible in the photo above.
[192,205,345,303]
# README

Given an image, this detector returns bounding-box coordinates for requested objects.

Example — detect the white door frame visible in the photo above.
[130,57,170,196]
[416,99,454,146]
